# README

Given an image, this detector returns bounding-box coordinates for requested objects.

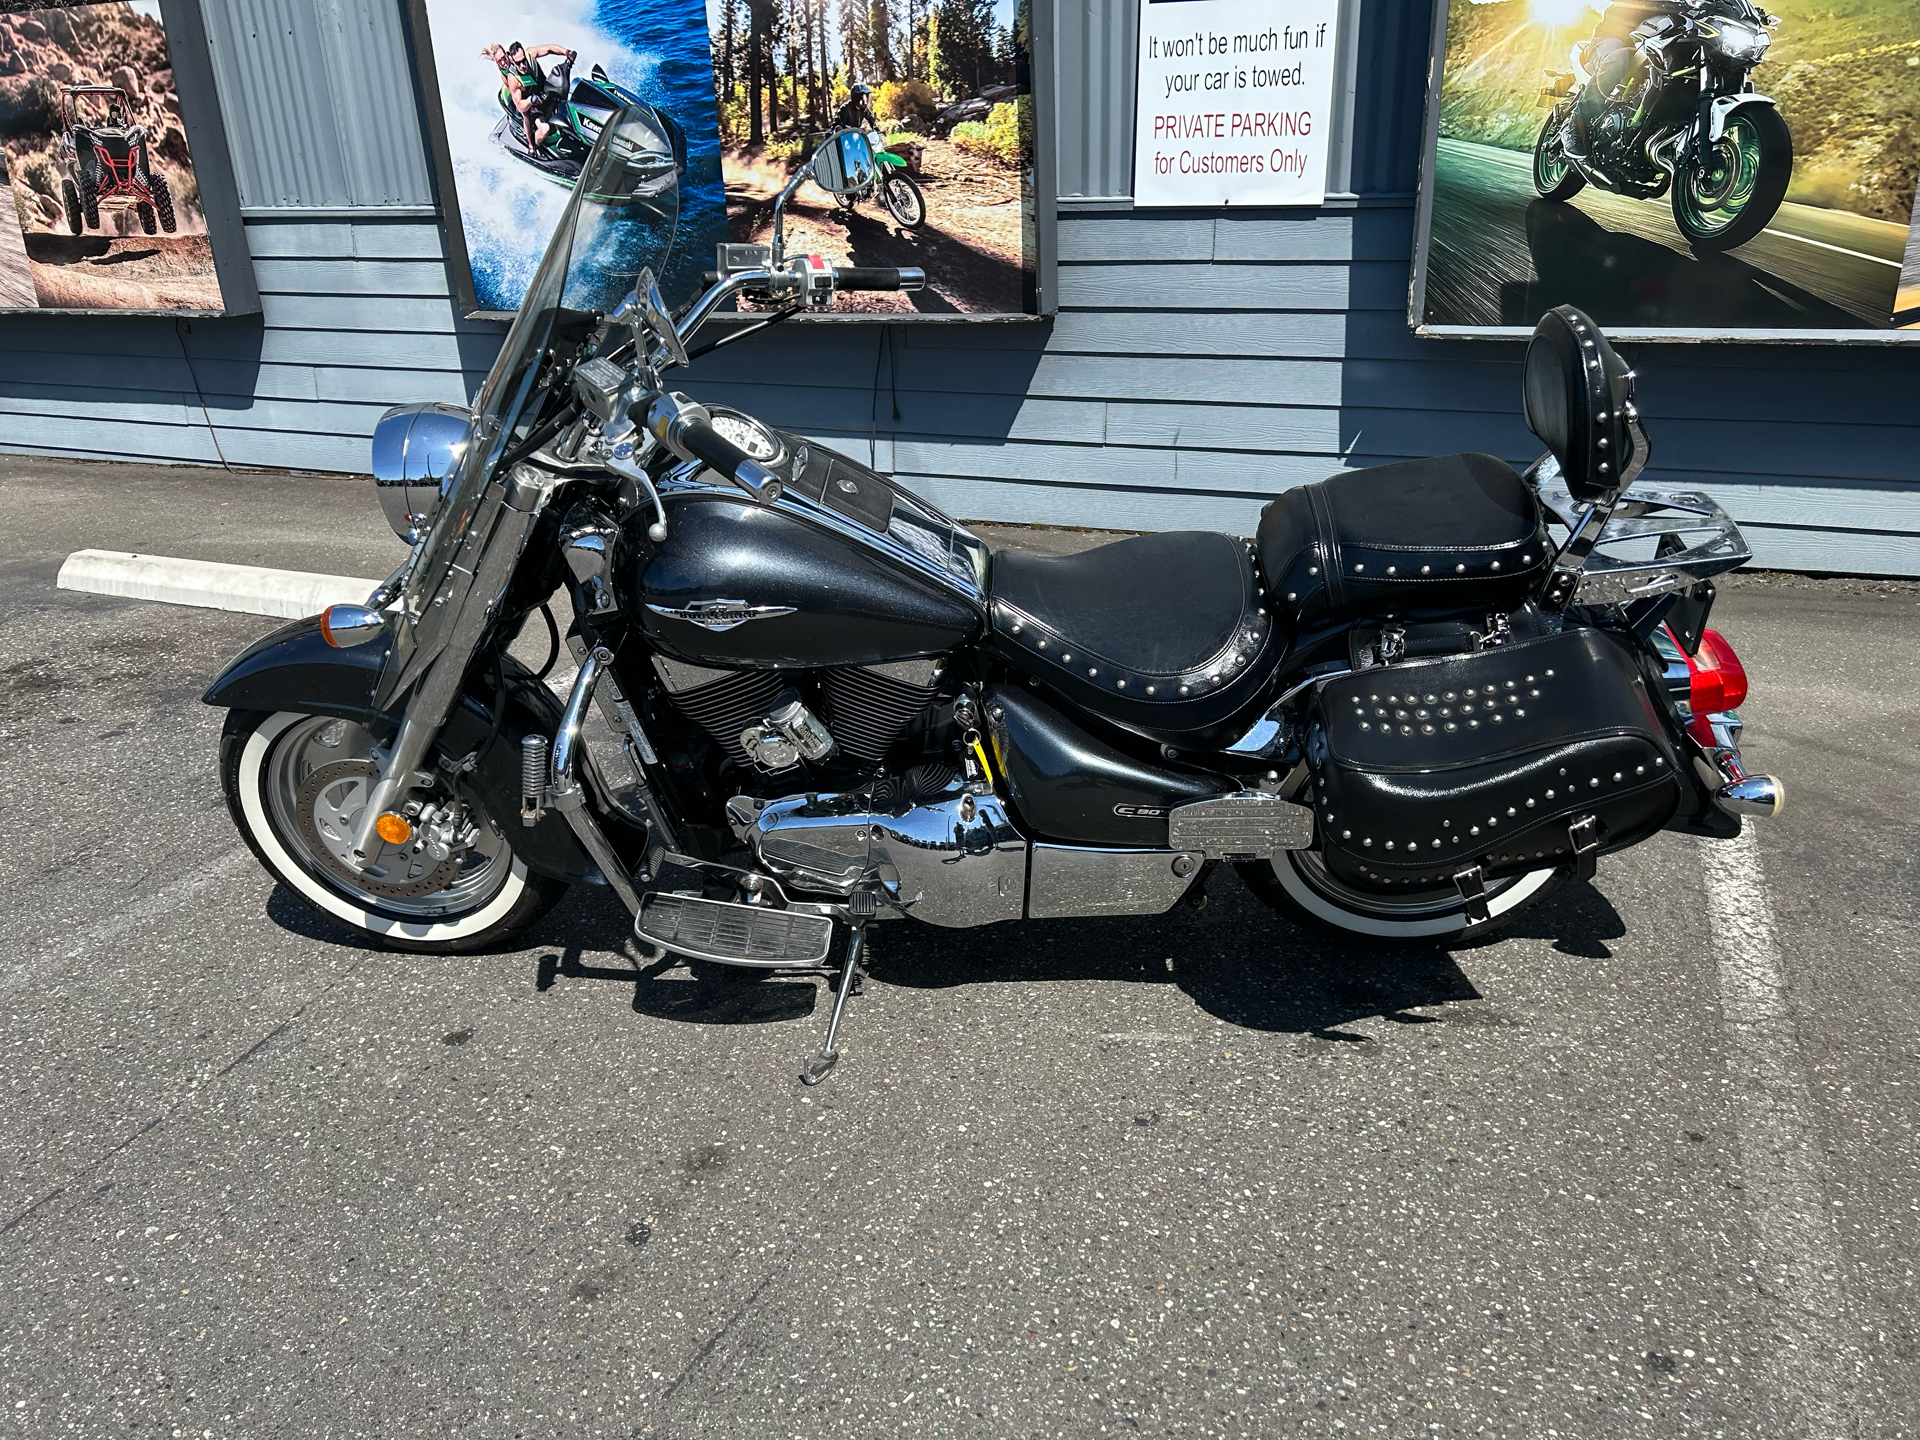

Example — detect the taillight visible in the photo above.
[1685,628,1748,713]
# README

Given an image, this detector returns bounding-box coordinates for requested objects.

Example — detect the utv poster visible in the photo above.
[1411,0,1920,337]
[413,0,1038,318]
[0,1,222,311]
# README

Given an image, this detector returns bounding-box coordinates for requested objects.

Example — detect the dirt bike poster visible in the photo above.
[1407,0,1920,339]
[408,0,1045,319]
[0,0,252,314]
[706,0,1042,315]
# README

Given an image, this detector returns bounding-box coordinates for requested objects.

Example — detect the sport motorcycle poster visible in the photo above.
[1409,0,1920,337]
[411,0,1039,318]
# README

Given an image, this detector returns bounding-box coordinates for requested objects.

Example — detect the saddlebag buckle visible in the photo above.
[1452,865,1491,924]
[1568,814,1603,881]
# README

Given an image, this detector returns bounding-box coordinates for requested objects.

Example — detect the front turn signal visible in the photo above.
[320,603,386,649]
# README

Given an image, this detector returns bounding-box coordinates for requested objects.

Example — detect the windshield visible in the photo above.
[386,106,681,693]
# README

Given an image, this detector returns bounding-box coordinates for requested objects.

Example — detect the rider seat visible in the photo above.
[989,530,1285,740]
[1254,452,1552,634]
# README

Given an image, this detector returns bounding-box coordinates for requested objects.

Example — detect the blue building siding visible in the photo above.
[0,0,1913,576]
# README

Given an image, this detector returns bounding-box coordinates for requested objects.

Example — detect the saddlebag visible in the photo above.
[1304,628,1684,891]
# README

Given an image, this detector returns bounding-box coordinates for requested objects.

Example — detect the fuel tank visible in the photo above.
[623,437,988,669]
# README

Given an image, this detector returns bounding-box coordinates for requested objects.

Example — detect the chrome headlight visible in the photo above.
[370,401,472,543]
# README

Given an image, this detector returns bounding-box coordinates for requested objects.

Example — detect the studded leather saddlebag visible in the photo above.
[1304,628,1684,891]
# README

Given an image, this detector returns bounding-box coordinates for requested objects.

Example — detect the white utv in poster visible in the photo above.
[1132,0,1339,207]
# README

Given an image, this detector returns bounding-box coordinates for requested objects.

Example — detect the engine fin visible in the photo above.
[822,662,943,765]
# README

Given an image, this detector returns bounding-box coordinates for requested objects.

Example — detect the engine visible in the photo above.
[650,654,952,787]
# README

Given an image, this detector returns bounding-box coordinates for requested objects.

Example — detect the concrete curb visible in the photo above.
[56,550,380,620]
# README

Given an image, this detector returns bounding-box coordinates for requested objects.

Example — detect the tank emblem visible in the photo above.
[646,599,798,632]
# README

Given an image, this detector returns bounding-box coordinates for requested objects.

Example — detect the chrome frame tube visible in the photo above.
[547,646,645,915]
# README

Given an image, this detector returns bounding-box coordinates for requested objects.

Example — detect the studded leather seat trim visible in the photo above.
[988,532,1287,739]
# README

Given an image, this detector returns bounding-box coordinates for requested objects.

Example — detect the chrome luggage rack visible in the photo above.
[1530,457,1751,607]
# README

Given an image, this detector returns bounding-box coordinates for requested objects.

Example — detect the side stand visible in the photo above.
[801,922,867,1086]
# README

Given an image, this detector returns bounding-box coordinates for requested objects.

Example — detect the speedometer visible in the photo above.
[708,410,783,462]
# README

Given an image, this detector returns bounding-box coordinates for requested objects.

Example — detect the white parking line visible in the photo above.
[57,550,380,620]
[1698,827,1863,1439]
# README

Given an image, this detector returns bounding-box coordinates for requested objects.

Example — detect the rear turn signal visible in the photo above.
[1684,628,1748,714]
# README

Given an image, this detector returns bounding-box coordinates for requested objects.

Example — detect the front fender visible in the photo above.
[1705,92,1776,145]
[203,617,606,885]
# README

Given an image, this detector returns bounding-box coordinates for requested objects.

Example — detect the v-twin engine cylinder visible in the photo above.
[739,767,1026,927]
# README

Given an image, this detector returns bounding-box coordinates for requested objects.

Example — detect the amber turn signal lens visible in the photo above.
[374,812,413,845]
[319,603,386,649]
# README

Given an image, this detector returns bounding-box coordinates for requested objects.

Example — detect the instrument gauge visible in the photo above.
[708,410,784,462]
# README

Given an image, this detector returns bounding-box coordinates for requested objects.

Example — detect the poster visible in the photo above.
[708,0,1037,314]
[415,0,1038,317]
[418,0,729,316]
[1132,0,1339,208]
[1413,0,1920,337]
[0,1,222,311]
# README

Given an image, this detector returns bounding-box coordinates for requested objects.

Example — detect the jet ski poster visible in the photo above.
[411,0,726,317]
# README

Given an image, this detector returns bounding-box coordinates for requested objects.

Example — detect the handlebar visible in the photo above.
[832,266,925,292]
[678,419,782,502]
[634,393,783,504]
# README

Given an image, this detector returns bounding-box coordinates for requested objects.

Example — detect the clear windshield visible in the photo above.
[386,106,680,690]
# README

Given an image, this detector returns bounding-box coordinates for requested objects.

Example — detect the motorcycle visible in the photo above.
[206,107,1780,1083]
[489,53,687,192]
[1533,0,1791,252]
[779,88,926,231]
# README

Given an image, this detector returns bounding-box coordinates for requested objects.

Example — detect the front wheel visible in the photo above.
[1532,110,1586,201]
[881,172,926,228]
[220,709,566,953]
[1236,851,1568,947]
[1670,105,1791,252]
[61,178,82,235]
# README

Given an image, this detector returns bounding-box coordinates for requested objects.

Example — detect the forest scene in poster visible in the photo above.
[0,2,221,311]
[1418,0,1920,333]
[421,0,1034,316]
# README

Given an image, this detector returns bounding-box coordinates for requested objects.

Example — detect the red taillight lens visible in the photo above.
[1686,628,1748,714]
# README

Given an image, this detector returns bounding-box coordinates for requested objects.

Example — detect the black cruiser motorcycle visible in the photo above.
[206,109,1779,1081]
[1533,0,1791,252]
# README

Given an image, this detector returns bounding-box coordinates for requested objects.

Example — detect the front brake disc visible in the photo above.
[297,758,463,901]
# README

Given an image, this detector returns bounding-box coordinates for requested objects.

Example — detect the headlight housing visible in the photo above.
[1710,20,1769,63]
[370,402,472,543]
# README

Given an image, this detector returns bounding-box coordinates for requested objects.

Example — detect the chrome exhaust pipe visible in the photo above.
[1717,774,1784,817]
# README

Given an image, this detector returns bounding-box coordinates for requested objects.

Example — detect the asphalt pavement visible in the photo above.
[1424,140,1907,330]
[1,454,1915,1439]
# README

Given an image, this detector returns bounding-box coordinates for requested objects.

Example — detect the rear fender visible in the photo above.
[203,616,605,884]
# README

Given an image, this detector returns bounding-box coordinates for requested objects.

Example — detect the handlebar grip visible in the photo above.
[831,266,926,292]
[676,419,783,503]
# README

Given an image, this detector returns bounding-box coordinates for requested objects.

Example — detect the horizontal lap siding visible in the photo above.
[0,218,486,473]
[692,204,1920,574]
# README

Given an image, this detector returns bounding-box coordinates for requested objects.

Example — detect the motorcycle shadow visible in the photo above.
[265,867,1625,1037]
[864,869,1627,1038]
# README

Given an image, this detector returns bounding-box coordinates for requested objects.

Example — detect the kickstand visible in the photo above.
[801,922,868,1086]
